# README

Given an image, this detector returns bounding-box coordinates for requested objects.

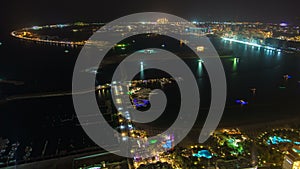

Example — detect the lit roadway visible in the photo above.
[10,21,209,47]
[1,85,109,103]
[10,31,85,46]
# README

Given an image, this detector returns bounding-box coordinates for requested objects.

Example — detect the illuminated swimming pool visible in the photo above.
[266,136,300,145]
[192,150,212,159]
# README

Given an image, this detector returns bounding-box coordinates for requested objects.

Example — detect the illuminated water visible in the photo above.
[0,34,300,161]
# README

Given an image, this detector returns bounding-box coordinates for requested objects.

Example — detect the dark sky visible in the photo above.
[1,0,300,31]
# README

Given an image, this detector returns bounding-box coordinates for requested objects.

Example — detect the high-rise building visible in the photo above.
[282,146,300,169]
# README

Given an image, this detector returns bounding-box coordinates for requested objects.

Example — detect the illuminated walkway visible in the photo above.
[222,37,282,52]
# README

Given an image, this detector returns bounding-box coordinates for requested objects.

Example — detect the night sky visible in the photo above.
[1,0,300,32]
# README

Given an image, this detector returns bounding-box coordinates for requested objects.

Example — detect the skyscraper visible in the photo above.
[282,146,300,169]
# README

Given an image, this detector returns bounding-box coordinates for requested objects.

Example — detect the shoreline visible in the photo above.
[134,116,300,146]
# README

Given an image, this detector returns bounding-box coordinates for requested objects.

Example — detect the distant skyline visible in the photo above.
[1,0,300,30]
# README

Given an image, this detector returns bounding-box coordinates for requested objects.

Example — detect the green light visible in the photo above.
[116,43,128,48]
[140,62,144,79]
[232,58,237,71]
[74,22,86,26]
[237,146,244,153]
[224,137,244,155]
[150,139,158,144]
[227,138,238,148]
[198,61,203,75]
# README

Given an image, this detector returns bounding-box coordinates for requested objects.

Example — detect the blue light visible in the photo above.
[280,22,288,27]
[125,114,131,120]
[294,142,300,145]
[162,140,172,149]
[133,99,149,107]
[32,26,41,30]
[293,148,300,154]
[57,24,68,28]
[241,102,247,105]
[267,136,292,145]
[235,100,248,105]
[267,136,300,146]
[192,150,212,159]
[265,46,276,50]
